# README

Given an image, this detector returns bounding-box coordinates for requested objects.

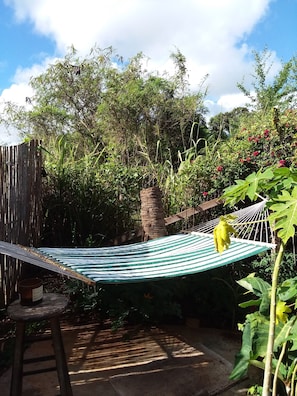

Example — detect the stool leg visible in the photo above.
[10,321,25,396]
[50,317,73,396]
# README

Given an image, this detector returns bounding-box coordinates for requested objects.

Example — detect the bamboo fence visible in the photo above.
[0,140,42,307]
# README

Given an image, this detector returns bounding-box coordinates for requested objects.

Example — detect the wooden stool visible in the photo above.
[7,293,73,396]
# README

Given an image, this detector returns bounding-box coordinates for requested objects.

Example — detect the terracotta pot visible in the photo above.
[18,278,43,306]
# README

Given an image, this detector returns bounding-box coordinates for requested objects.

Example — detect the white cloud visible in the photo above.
[2,0,279,131]
[0,124,22,146]
[217,93,250,111]
[205,93,252,119]
[5,0,271,93]
[0,57,56,145]
[1,82,33,105]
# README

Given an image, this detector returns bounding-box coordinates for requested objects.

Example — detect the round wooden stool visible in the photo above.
[7,293,73,396]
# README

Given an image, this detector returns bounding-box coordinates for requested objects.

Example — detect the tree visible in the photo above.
[208,107,249,140]
[238,49,297,112]
[97,50,208,166]
[1,46,207,167]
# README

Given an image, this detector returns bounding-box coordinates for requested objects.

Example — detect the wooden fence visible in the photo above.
[0,140,42,307]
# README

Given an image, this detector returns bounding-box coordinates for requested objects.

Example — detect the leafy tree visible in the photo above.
[238,49,296,112]
[4,46,117,152]
[1,46,207,167]
[208,107,249,140]
[97,50,208,166]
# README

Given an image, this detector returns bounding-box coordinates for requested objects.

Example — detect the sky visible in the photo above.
[0,0,297,145]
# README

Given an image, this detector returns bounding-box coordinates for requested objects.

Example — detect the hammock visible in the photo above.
[0,201,275,285]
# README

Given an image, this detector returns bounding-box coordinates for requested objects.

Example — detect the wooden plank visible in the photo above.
[164,198,223,226]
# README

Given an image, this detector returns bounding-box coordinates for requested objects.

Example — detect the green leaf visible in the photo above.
[222,179,251,206]
[258,290,270,316]
[251,314,269,358]
[274,316,296,350]
[239,299,261,309]
[245,168,274,201]
[272,167,291,178]
[237,275,271,298]
[269,186,297,243]
[230,320,253,380]
[278,277,297,301]
[223,169,274,205]
[230,312,269,380]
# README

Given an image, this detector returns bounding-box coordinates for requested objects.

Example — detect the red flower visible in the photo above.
[264,129,270,137]
[253,151,260,156]
[202,191,208,197]
[217,165,223,172]
[246,157,251,162]
[248,136,253,142]
[278,159,286,167]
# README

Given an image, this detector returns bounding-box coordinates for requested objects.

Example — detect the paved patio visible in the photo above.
[0,321,253,395]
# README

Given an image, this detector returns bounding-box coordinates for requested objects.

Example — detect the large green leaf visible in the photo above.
[269,186,297,243]
[258,290,270,316]
[230,312,269,380]
[251,314,269,358]
[222,179,251,206]
[245,168,274,201]
[285,319,297,351]
[237,274,271,298]
[230,320,253,380]
[278,277,297,301]
[274,317,296,349]
[222,168,274,205]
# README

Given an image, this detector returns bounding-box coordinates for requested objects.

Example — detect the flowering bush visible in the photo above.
[159,108,297,223]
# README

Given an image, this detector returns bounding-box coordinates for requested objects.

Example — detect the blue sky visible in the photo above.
[0,0,297,144]
[244,0,297,61]
[0,5,55,92]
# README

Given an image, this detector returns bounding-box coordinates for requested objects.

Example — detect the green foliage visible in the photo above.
[269,187,297,243]
[2,46,207,168]
[230,274,297,394]
[249,252,297,285]
[222,164,297,395]
[208,107,249,139]
[223,166,297,243]
[42,136,143,246]
[237,49,297,112]
[66,279,183,329]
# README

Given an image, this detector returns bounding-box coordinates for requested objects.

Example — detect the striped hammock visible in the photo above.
[0,201,275,285]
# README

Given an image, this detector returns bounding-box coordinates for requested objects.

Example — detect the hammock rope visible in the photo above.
[189,199,272,242]
[0,201,275,285]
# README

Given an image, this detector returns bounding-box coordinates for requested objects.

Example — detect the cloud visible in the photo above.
[0,56,56,144]
[5,0,271,93]
[2,0,280,128]
[205,92,252,119]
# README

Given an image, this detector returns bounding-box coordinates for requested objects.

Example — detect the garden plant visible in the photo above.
[1,46,297,388]
[217,166,297,395]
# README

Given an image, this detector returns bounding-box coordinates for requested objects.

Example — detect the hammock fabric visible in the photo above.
[0,201,275,285]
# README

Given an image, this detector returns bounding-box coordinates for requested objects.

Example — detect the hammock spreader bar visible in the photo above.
[0,233,274,285]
